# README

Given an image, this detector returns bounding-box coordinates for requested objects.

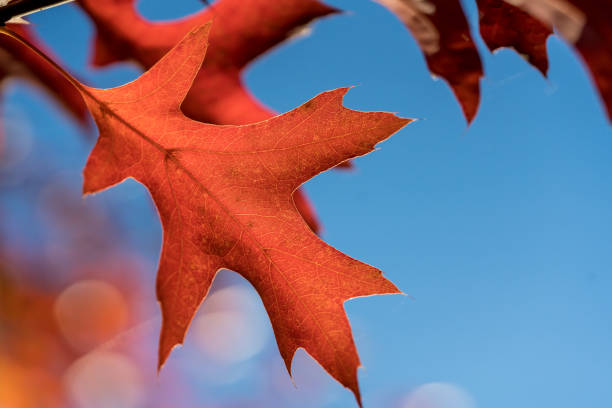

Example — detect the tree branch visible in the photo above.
[0,0,74,25]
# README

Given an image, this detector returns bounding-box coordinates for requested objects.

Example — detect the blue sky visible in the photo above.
[3,0,611,407]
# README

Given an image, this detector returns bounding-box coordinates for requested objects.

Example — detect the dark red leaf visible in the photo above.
[377,0,483,123]
[477,0,552,76]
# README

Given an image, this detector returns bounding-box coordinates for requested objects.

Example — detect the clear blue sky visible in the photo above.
[3,0,611,407]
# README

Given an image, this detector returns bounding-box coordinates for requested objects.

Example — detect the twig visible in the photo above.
[0,0,74,25]
[0,25,81,91]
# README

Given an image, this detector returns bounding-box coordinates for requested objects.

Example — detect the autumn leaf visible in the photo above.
[477,0,551,76]
[0,24,88,125]
[78,0,342,233]
[79,0,336,124]
[71,23,412,405]
[476,0,611,121]
[376,0,483,123]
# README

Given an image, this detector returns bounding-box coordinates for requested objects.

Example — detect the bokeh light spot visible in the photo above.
[402,382,476,408]
[64,351,144,408]
[54,280,128,351]
[192,285,269,364]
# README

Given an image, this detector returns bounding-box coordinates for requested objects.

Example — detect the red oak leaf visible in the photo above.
[501,0,612,121]
[0,24,88,125]
[376,0,483,123]
[477,0,551,76]
[76,23,411,405]
[78,0,342,233]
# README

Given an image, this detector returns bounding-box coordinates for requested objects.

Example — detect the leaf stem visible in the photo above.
[0,25,83,92]
[0,0,74,24]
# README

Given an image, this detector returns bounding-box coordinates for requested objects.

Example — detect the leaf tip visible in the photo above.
[397,115,416,128]
[315,0,342,18]
[332,86,415,130]
[157,337,184,373]
[536,61,549,78]
[346,372,363,408]
[378,114,415,143]
[190,20,213,38]
[81,177,97,197]
[461,97,480,127]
